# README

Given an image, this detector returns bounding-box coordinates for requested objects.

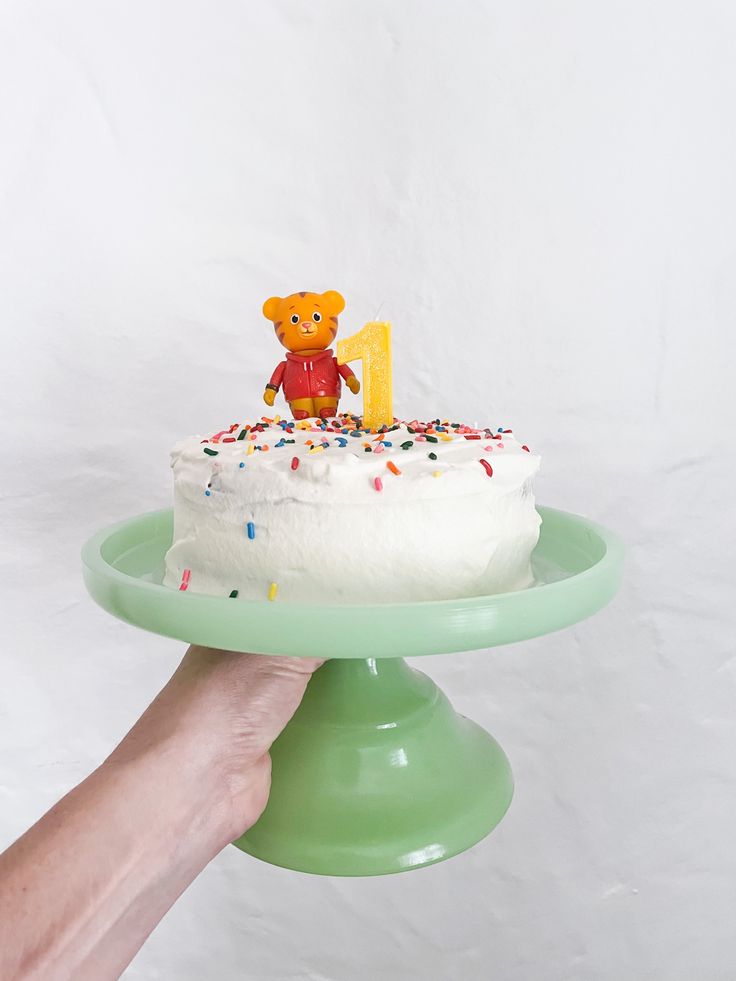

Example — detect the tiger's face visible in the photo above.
[262,290,345,353]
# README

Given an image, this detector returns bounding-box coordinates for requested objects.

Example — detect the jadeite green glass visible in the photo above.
[233,657,514,875]
[82,506,623,876]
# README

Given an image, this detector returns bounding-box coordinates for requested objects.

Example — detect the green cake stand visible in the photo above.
[82,506,623,877]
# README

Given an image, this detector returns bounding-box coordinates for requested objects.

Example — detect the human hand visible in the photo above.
[111,647,324,844]
[0,647,324,979]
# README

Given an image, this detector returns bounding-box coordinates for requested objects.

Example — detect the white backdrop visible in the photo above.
[2,1,735,978]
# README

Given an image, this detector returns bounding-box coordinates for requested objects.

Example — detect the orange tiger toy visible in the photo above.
[262,290,360,419]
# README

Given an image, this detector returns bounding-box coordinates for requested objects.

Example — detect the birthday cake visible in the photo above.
[162,290,541,604]
[163,415,541,604]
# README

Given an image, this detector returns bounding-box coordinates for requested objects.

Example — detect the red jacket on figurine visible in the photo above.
[269,349,355,402]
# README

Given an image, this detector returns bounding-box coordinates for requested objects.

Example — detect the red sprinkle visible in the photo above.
[479,459,493,477]
[522,445,530,452]
[464,434,481,440]
[179,568,191,591]
[291,456,300,471]
[374,476,383,492]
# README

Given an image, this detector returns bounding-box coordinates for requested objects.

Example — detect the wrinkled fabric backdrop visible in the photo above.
[1,1,735,979]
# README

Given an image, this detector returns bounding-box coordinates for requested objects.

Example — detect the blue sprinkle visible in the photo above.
[497,427,504,433]
[382,441,392,447]
[205,489,211,496]
[239,462,245,468]
[275,439,285,448]
[336,437,348,447]
[350,430,362,438]
[247,521,255,540]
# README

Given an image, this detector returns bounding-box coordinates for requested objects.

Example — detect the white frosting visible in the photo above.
[163,418,541,604]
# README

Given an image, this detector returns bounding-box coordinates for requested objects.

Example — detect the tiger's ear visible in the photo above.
[321,290,345,315]
[262,296,282,322]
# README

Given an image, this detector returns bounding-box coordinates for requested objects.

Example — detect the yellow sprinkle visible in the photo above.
[274,415,281,423]
[247,444,255,455]
[432,470,443,477]
[440,434,452,441]
[309,445,324,453]
[268,582,278,601]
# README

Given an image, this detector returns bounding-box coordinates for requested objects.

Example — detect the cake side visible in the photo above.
[163,416,541,604]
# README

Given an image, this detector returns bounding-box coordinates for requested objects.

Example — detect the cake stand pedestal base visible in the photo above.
[233,657,512,876]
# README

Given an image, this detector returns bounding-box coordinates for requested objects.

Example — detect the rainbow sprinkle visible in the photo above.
[193,416,530,497]
[268,582,278,601]
[247,521,255,539]
[179,569,191,591]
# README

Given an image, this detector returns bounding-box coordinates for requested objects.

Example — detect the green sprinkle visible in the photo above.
[428,452,437,460]
[364,446,372,452]
[229,589,239,598]
[425,435,438,443]
[236,429,248,440]
[203,447,219,456]
[401,441,413,450]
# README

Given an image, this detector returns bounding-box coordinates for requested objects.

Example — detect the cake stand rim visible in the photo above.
[81,506,623,657]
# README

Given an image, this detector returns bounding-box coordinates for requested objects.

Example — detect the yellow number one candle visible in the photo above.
[337,321,393,429]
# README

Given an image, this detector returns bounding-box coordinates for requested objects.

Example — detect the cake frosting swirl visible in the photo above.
[163,414,541,604]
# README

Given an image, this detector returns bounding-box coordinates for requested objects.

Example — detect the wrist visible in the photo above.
[108,699,266,850]
[106,743,229,853]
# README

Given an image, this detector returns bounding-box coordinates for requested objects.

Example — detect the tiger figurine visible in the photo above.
[262,290,360,420]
